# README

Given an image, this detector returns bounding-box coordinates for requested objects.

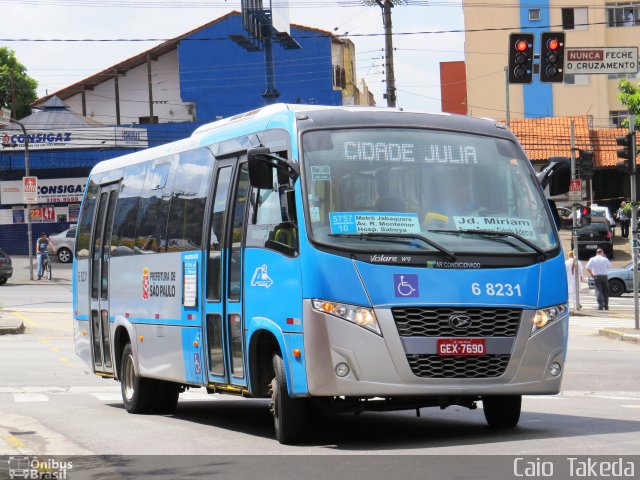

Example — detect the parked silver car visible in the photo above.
[48,227,76,263]
[588,262,637,297]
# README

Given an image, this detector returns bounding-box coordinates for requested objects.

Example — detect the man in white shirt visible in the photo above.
[586,248,611,310]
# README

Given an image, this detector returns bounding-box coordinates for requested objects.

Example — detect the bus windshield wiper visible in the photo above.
[329,232,456,261]
[428,229,545,256]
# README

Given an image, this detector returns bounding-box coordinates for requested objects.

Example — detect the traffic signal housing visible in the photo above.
[508,33,534,84]
[579,150,594,180]
[540,32,565,83]
[580,206,591,226]
[616,132,637,175]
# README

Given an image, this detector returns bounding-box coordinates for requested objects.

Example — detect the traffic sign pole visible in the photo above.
[570,121,581,311]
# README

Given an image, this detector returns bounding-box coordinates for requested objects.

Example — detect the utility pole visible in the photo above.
[9,118,34,280]
[629,115,638,330]
[366,1,405,108]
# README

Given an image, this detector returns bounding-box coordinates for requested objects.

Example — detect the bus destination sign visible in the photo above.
[564,47,638,75]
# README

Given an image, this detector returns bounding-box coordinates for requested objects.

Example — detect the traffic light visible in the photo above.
[540,32,565,83]
[579,150,594,180]
[616,132,637,175]
[580,206,591,226]
[508,33,534,84]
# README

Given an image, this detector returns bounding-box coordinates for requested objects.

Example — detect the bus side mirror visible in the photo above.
[247,147,274,189]
[538,156,571,196]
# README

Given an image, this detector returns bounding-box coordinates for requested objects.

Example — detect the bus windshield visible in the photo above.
[301,127,558,255]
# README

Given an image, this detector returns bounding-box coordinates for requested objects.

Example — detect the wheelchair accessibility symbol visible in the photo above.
[393,274,419,298]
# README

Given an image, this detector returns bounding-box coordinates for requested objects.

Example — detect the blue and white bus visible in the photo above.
[73,104,570,443]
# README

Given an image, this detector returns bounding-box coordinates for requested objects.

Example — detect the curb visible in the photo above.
[0,322,25,335]
[598,328,640,343]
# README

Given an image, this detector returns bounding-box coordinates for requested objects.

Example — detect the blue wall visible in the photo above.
[179,15,341,119]
[520,1,554,118]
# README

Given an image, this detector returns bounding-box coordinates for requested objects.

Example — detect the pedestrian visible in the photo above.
[35,232,55,280]
[586,248,611,310]
[565,251,583,310]
[616,200,631,239]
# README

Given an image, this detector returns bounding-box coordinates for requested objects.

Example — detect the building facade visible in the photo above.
[0,11,374,254]
[462,0,639,127]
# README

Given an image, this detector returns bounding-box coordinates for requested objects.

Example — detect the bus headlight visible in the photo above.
[531,304,567,335]
[312,299,381,335]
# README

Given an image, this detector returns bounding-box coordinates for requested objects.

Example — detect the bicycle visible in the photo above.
[38,252,53,281]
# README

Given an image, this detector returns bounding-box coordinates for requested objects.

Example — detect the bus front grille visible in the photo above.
[407,354,510,378]
[391,307,522,337]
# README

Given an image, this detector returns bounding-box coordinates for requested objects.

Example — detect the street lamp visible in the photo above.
[7,118,34,280]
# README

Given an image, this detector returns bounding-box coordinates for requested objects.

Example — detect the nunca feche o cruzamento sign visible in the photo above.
[564,47,638,75]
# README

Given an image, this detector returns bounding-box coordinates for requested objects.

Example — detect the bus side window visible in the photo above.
[246,166,298,256]
[166,148,214,252]
[207,167,232,301]
[134,157,176,253]
[110,162,148,257]
[228,165,250,301]
[76,179,99,259]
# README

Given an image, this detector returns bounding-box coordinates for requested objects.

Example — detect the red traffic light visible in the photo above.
[581,207,591,217]
[547,38,560,51]
[515,39,529,52]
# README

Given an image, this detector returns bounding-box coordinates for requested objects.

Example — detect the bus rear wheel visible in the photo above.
[120,343,156,414]
[270,353,307,444]
[482,395,522,428]
[154,382,180,414]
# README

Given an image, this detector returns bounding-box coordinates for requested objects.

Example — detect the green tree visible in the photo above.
[0,47,38,120]
[618,79,640,129]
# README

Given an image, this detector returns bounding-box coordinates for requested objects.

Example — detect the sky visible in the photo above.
[2,0,465,114]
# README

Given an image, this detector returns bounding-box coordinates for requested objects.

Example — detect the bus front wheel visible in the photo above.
[270,353,307,444]
[482,395,522,428]
[121,343,156,414]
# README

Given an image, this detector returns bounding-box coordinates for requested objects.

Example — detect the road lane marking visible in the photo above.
[11,311,34,327]
[620,405,640,409]
[49,348,60,353]
[591,396,639,401]
[2,435,24,449]
[14,394,49,403]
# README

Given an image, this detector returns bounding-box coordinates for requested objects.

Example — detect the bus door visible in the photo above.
[89,183,119,375]
[204,159,249,387]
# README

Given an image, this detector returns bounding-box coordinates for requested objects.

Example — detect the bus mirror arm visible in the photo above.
[247,147,299,190]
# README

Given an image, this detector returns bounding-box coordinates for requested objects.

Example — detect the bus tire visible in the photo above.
[483,395,521,428]
[270,353,307,444]
[154,382,180,414]
[120,343,156,414]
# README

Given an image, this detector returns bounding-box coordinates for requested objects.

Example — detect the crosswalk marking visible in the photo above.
[91,393,122,402]
[14,394,48,403]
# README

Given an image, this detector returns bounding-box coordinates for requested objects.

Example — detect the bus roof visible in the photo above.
[89,104,508,176]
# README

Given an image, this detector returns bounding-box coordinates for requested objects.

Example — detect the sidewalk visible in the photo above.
[0,313,25,335]
[6,255,72,285]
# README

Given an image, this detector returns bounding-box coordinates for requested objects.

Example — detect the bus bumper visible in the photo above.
[303,301,567,397]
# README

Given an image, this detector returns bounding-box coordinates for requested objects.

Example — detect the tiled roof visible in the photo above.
[590,127,636,168]
[506,116,592,163]
[505,116,638,169]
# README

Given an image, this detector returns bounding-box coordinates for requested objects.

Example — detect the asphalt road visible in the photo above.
[1,259,639,479]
